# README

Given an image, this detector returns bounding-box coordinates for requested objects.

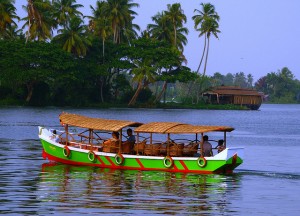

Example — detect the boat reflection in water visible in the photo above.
[38,162,241,214]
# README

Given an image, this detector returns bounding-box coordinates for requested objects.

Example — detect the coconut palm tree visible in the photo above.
[53,16,92,56]
[89,1,112,60]
[148,8,188,53]
[201,17,220,76]
[103,0,139,44]
[22,0,54,42]
[0,0,19,39]
[147,12,172,43]
[52,0,83,28]
[128,58,156,106]
[192,3,220,74]
[2,24,24,40]
[147,5,188,103]
[164,3,186,48]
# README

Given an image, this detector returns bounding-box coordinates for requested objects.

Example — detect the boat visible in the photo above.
[38,113,244,174]
[202,86,264,110]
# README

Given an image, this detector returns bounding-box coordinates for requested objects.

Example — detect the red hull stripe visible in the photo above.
[95,155,105,165]
[172,162,179,171]
[136,158,144,168]
[179,160,189,171]
[105,156,117,168]
[43,151,216,174]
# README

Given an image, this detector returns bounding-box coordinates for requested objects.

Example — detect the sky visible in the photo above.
[15,0,300,82]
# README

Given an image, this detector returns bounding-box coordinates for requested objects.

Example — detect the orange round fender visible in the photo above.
[197,157,207,168]
[115,153,124,165]
[63,146,71,158]
[163,156,174,168]
[88,151,96,162]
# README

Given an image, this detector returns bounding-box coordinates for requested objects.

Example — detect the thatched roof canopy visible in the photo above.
[59,113,143,131]
[203,86,263,96]
[166,125,234,134]
[135,122,234,134]
[134,122,185,133]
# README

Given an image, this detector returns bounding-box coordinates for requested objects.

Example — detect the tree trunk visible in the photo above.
[197,34,207,73]
[26,82,34,103]
[102,38,105,63]
[128,82,143,106]
[203,36,210,77]
[173,24,177,47]
[154,81,167,103]
[99,79,104,103]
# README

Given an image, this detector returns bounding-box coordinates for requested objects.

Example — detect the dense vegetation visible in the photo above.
[0,0,299,107]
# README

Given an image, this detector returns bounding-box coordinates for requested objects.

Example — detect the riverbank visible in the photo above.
[0,100,249,110]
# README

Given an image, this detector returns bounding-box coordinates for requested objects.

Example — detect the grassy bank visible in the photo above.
[0,99,249,110]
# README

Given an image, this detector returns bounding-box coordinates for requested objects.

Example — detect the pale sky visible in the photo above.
[15,0,300,82]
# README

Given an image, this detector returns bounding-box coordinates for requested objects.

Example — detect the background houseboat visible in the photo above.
[202,86,264,110]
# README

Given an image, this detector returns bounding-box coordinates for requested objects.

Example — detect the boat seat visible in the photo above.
[183,142,198,156]
[103,140,119,153]
[144,143,161,156]
[133,141,146,155]
[121,141,135,154]
[169,143,184,157]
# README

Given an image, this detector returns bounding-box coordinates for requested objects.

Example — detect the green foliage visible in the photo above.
[0,1,299,108]
[0,40,76,105]
[255,67,300,103]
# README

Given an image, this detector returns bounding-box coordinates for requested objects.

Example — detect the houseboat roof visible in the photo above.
[203,86,263,96]
[135,122,234,134]
[59,113,143,131]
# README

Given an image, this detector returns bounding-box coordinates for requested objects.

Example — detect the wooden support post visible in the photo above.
[65,124,69,146]
[136,132,139,155]
[200,133,204,156]
[224,132,227,148]
[167,133,170,156]
[89,129,94,150]
[118,130,122,154]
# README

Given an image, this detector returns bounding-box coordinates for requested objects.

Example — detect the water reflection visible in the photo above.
[37,163,241,214]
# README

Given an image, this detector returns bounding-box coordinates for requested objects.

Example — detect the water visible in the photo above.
[0,104,300,215]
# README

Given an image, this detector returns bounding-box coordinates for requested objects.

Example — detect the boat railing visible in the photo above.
[50,129,225,157]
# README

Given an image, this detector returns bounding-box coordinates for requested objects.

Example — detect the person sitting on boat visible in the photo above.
[50,129,59,142]
[104,131,119,144]
[216,139,225,153]
[125,128,135,143]
[121,129,136,154]
[203,135,213,157]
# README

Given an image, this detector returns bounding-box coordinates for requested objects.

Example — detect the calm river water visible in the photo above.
[0,104,300,215]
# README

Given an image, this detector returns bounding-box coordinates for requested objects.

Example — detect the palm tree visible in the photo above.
[147,5,188,103]
[2,24,24,40]
[148,9,188,53]
[164,3,187,48]
[22,0,54,42]
[147,12,172,43]
[0,0,19,39]
[103,0,139,44]
[53,16,92,56]
[192,3,220,74]
[128,58,156,106]
[52,0,83,28]
[201,17,220,76]
[89,1,112,60]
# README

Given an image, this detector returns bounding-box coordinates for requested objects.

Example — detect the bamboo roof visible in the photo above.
[134,122,186,133]
[165,125,234,134]
[203,86,263,96]
[59,113,143,131]
[135,122,234,134]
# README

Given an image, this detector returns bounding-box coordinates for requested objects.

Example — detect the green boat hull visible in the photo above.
[40,139,243,174]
